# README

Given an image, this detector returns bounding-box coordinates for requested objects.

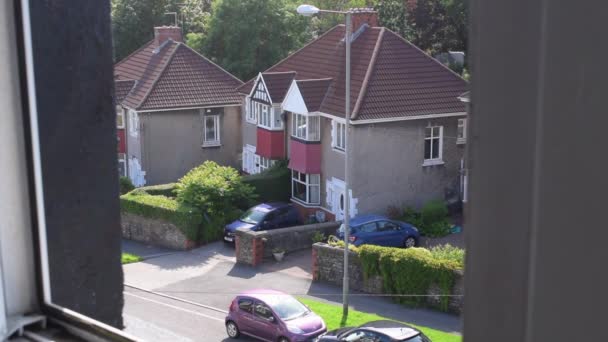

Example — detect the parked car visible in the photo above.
[224,202,301,243]
[225,289,326,341]
[336,215,419,248]
[314,320,430,342]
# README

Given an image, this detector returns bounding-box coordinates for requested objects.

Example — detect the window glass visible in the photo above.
[203,115,220,145]
[342,330,389,342]
[240,208,267,224]
[457,118,467,143]
[359,222,377,233]
[238,299,253,313]
[116,106,124,128]
[424,125,442,161]
[254,303,274,321]
[378,221,398,231]
[334,120,346,150]
[292,113,320,141]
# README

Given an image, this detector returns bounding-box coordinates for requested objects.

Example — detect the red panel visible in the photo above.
[256,128,285,159]
[117,129,126,153]
[288,138,321,174]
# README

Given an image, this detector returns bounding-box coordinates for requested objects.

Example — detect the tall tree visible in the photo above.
[203,0,311,80]
[376,0,410,39]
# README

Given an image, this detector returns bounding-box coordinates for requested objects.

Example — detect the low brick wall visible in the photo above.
[121,212,197,250]
[235,222,340,266]
[312,243,464,314]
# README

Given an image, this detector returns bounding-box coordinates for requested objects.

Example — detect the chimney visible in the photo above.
[349,8,379,32]
[154,26,183,46]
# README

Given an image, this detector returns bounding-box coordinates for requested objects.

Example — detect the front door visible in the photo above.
[330,178,346,221]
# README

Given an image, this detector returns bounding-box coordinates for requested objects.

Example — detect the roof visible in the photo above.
[360,320,420,340]
[114,40,243,111]
[295,79,333,112]
[114,79,136,104]
[259,72,297,103]
[238,25,467,121]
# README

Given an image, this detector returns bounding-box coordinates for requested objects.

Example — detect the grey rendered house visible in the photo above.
[237,10,468,221]
[114,26,243,186]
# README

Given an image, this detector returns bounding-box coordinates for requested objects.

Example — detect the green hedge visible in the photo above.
[358,245,461,312]
[119,176,135,195]
[137,183,177,197]
[120,192,203,241]
[242,167,291,202]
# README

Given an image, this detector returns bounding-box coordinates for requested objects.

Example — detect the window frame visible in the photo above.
[423,125,444,166]
[457,118,467,144]
[253,302,275,322]
[258,156,275,172]
[332,119,346,152]
[238,298,254,313]
[245,96,257,124]
[291,112,320,141]
[202,114,221,147]
[116,105,125,129]
[291,170,320,205]
[128,109,138,137]
[117,153,127,177]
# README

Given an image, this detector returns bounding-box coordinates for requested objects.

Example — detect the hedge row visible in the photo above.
[137,183,177,197]
[358,245,461,312]
[120,192,202,241]
[242,168,291,202]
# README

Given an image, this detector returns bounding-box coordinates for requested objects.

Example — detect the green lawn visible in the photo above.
[121,253,142,264]
[298,298,461,342]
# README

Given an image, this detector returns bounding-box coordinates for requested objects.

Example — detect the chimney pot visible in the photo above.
[154,26,183,46]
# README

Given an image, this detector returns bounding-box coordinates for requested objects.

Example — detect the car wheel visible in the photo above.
[404,237,416,248]
[226,321,240,339]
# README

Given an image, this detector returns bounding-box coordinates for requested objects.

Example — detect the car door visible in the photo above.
[273,208,289,228]
[377,220,403,247]
[251,301,280,341]
[261,211,277,230]
[236,298,256,334]
[357,222,380,245]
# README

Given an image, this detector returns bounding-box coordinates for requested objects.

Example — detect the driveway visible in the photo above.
[122,240,461,341]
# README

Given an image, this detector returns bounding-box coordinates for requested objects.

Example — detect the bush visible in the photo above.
[119,176,135,195]
[402,206,423,228]
[242,161,291,202]
[358,245,460,312]
[120,192,203,241]
[312,231,326,244]
[175,161,256,232]
[400,201,450,237]
[138,183,177,197]
[429,244,465,268]
[421,200,448,227]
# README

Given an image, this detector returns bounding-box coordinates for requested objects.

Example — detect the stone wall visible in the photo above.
[235,222,340,266]
[312,243,464,313]
[121,212,196,250]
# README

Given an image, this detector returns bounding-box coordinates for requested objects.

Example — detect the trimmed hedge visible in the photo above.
[242,167,291,202]
[119,176,135,195]
[138,183,177,197]
[120,192,203,241]
[358,245,461,312]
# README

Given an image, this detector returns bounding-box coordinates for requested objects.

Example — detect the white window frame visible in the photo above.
[331,119,346,152]
[291,112,320,141]
[128,109,138,137]
[242,145,257,174]
[202,114,221,147]
[457,118,467,144]
[117,153,127,177]
[255,102,283,130]
[423,125,444,166]
[116,105,125,129]
[258,156,275,172]
[292,170,320,205]
[245,96,257,124]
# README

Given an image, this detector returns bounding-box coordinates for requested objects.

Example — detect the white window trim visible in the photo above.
[423,125,444,166]
[242,145,257,174]
[245,96,257,124]
[128,110,138,137]
[291,170,320,205]
[116,105,125,129]
[258,156,275,172]
[457,118,467,144]
[202,114,221,147]
[331,119,346,152]
[291,112,320,141]
[117,154,127,177]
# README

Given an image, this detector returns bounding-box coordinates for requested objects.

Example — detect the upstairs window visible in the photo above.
[203,115,220,146]
[457,118,467,144]
[245,96,256,124]
[291,113,320,141]
[332,119,346,151]
[256,102,283,130]
[423,125,443,165]
[116,105,125,129]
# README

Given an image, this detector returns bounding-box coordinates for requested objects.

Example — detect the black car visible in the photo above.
[314,320,431,342]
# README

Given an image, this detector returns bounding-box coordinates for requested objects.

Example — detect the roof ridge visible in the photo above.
[178,42,244,85]
[382,28,468,82]
[296,77,333,82]
[351,27,385,120]
[262,71,297,75]
[136,41,181,110]
[114,40,154,69]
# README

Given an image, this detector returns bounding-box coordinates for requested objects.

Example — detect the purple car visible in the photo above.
[225,289,326,342]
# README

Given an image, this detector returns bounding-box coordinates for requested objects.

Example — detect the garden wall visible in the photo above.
[235,222,340,266]
[121,212,197,250]
[312,243,464,314]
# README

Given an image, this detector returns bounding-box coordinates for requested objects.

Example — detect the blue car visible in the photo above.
[337,214,420,248]
[223,203,301,243]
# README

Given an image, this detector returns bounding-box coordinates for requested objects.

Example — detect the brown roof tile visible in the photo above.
[295,79,333,112]
[261,72,296,103]
[114,79,135,103]
[114,40,243,111]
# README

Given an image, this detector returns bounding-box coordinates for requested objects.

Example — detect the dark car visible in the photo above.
[314,320,431,342]
[225,289,326,342]
[337,215,420,248]
[223,202,301,243]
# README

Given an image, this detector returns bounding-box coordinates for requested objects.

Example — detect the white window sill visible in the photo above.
[246,119,257,125]
[258,125,283,131]
[290,197,321,207]
[202,142,222,148]
[456,139,467,145]
[332,147,346,154]
[422,159,445,167]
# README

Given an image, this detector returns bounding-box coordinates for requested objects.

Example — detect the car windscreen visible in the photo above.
[263,295,309,320]
[240,208,267,224]
[338,223,354,233]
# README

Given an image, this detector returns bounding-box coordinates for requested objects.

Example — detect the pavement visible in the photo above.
[122,240,462,341]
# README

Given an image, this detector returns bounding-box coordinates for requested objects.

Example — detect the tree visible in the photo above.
[406,0,468,54]
[202,0,311,80]
[376,0,410,39]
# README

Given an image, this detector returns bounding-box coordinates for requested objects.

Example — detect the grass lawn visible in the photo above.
[121,253,142,264]
[298,298,461,342]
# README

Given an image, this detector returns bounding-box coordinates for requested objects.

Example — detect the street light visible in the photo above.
[297,4,352,320]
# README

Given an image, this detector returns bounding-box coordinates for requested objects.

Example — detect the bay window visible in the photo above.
[292,170,320,204]
[423,125,443,165]
[291,113,320,141]
[254,101,283,130]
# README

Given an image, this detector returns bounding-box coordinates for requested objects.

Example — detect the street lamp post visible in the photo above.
[297,4,352,320]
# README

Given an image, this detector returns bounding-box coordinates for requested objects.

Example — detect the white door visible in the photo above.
[331,178,346,221]
[128,157,146,187]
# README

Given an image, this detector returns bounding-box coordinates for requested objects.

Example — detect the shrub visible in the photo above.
[138,183,177,197]
[242,161,291,202]
[358,245,460,312]
[120,192,203,241]
[312,231,326,244]
[429,244,465,268]
[119,176,135,195]
[401,201,450,237]
[402,206,423,228]
[421,200,449,227]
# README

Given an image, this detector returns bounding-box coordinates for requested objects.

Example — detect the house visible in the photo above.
[237,9,468,221]
[114,26,243,186]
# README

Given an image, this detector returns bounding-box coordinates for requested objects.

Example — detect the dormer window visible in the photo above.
[255,102,283,130]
